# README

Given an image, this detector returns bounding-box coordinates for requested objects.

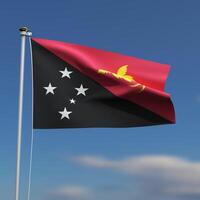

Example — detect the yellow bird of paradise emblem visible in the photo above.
[98,65,145,93]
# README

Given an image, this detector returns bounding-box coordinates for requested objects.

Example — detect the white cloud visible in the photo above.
[51,185,91,199]
[72,155,112,168]
[72,155,200,198]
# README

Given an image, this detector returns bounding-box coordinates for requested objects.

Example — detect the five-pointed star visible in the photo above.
[44,83,57,95]
[75,84,88,96]
[59,67,73,79]
[69,98,76,104]
[59,107,72,119]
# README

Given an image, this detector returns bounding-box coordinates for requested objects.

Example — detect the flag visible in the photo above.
[31,38,175,129]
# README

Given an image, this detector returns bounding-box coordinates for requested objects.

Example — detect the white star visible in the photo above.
[75,84,88,96]
[44,83,57,95]
[59,107,72,120]
[69,98,76,104]
[59,67,73,79]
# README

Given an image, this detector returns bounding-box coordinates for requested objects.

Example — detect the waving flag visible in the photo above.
[31,38,175,129]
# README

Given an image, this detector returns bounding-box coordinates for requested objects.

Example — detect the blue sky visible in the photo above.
[0,0,200,200]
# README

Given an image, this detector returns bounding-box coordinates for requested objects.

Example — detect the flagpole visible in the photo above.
[15,27,29,200]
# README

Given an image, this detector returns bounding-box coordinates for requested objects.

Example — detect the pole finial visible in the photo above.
[19,27,32,37]
[19,27,29,32]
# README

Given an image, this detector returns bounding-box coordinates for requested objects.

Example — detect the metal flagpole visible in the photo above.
[15,27,29,200]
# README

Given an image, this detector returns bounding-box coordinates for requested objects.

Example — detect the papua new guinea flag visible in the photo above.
[31,38,175,129]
